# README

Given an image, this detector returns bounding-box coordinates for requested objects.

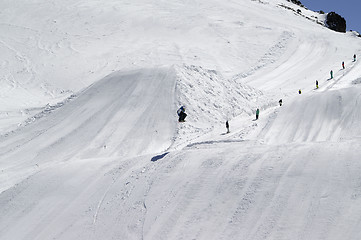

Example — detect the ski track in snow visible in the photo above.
[1,0,361,239]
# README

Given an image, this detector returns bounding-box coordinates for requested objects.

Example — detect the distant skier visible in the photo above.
[299,89,302,94]
[226,121,230,133]
[279,99,282,106]
[354,54,357,62]
[316,80,319,89]
[342,61,345,69]
[256,108,260,120]
[177,106,187,122]
[330,70,333,79]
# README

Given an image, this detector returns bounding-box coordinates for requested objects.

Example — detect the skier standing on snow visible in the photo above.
[226,121,230,133]
[279,99,282,106]
[256,108,260,120]
[354,54,357,62]
[299,89,302,94]
[177,106,187,122]
[342,61,345,69]
[316,80,319,89]
[330,70,333,79]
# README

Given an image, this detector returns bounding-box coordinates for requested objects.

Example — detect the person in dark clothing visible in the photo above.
[177,106,187,122]
[342,61,345,69]
[316,80,319,89]
[354,54,357,62]
[330,70,333,79]
[179,111,187,122]
[226,121,230,133]
[256,108,260,120]
[299,89,302,94]
[279,99,282,106]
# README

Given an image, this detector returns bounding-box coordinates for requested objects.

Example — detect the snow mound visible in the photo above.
[171,64,265,149]
[0,67,177,192]
[262,86,361,143]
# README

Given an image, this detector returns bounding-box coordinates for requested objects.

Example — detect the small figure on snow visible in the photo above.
[354,54,357,62]
[226,120,230,133]
[279,99,283,106]
[316,80,319,89]
[330,70,333,79]
[177,106,187,122]
[256,108,260,120]
[299,89,302,94]
[342,61,345,69]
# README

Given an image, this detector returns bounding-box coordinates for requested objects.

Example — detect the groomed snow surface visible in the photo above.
[1,0,361,239]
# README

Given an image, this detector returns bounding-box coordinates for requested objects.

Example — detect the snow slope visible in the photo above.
[0,67,177,192]
[262,86,361,143]
[1,0,361,239]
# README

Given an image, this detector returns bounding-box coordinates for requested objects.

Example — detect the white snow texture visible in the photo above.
[1,0,361,239]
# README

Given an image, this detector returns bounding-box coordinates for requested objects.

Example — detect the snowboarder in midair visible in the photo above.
[316,80,319,89]
[256,108,260,120]
[330,70,333,79]
[354,54,357,62]
[279,99,282,106]
[226,121,230,133]
[177,106,187,122]
[342,61,345,69]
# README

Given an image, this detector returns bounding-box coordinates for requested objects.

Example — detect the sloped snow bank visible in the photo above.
[171,65,268,149]
[261,86,361,143]
[2,136,360,240]
[0,67,177,193]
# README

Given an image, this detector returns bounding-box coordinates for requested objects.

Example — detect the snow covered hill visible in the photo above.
[262,86,361,143]
[1,0,361,239]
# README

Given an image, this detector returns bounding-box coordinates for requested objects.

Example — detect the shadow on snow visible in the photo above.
[151,152,169,162]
